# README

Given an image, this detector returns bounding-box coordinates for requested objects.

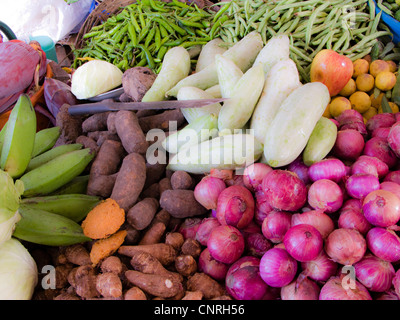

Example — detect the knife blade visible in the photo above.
[68,98,227,116]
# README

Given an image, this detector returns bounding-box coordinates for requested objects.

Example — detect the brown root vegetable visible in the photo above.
[64,244,91,266]
[115,110,148,154]
[160,189,207,218]
[140,182,160,199]
[126,197,159,231]
[165,232,184,251]
[181,238,202,259]
[171,171,194,190]
[111,153,146,211]
[96,272,123,298]
[124,224,142,245]
[89,139,125,176]
[100,256,124,275]
[129,250,182,282]
[125,270,183,298]
[55,104,83,145]
[54,292,81,300]
[96,131,120,146]
[118,243,177,266]
[175,255,197,277]
[86,173,118,198]
[71,265,100,299]
[124,286,147,300]
[139,109,185,133]
[82,112,110,132]
[55,264,74,289]
[89,230,127,266]
[182,290,203,300]
[139,222,166,245]
[186,273,225,299]
[75,135,99,154]
[159,177,172,196]
[144,161,167,189]
[107,112,117,134]
[81,198,125,240]
[122,66,156,102]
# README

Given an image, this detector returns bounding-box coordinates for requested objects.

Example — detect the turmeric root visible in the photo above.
[96,272,123,298]
[186,273,225,299]
[90,230,127,266]
[81,198,125,240]
[118,243,177,266]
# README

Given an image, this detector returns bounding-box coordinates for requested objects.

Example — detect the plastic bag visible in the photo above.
[0,0,94,43]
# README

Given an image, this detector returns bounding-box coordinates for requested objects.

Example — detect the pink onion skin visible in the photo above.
[244,232,272,258]
[207,225,245,264]
[325,228,366,265]
[283,224,323,262]
[308,158,347,183]
[216,185,254,229]
[301,250,338,282]
[291,210,334,239]
[243,163,273,192]
[342,198,363,211]
[362,189,400,227]
[366,113,396,134]
[287,157,310,185]
[372,127,391,140]
[354,254,395,292]
[345,173,380,200]
[388,122,400,157]
[338,208,372,235]
[194,176,226,210]
[178,218,202,239]
[259,248,298,288]
[195,217,221,246]
[254,199,273,226]
[351,155,389,179]
[393,269,400,299]
[319,276,372,300]
[380,181,400,200]
[366,227,400,262]
[198,248,230,281]
[363,136,397,168]
[280,274,320,300]
[384,170,400,184]
[333,129,365,161]
[375,290,400,300]
[308,179,344,213]
[261,169,307,212]
[261,210,292,243]
[225,256,268,300]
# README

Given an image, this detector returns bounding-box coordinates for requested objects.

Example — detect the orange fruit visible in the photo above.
[339,78,357,96]
[355,73,375,92]
[387,60,398,73]
[329,96,352,117]
[349,91,371,113]
[352,59,370,78]
[369,60,390,77]
[375,71,397,91]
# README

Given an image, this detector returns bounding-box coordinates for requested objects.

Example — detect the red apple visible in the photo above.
[310,49,354,96]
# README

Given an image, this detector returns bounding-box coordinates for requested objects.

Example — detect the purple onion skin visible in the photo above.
[362,189,400,227]
[287,157,310,185]
[280,275,320,300]
[198,248,230,281]
[366,227,400,262]
[261,210,292,244]
[333,129,365,161]
[308,158,347,183]
[393,269,400,299]
[388,121,400,157]
[372,127,391,140]
[319,276,372,300]
[380,181,400,200]
[244,232,272,258]
[308,179,344,213]
[178,218,202,239]
[384,170,400,184]
[226,265,268,300]
[301,250,338,282]
[345,173,380,200]
[194,176,226,210]
[351,155,389,179]
[243,163,273,192]
[261,169,307,212]
[366,113,396,135]
[259,248,298,288]
[363,137,397,168]
[354,254,395,292]
[338,207,372,235]
[195,217,221,246]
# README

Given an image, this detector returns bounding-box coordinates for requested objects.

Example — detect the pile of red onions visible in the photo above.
[175,110,400,300]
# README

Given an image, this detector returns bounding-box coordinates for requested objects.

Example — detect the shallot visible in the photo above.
[362,189,400,227]
[319,276,372,300]
[291,209,334,239]
[308,179,343,213]
[366,227,400,262]
[345,173,380,199]
[301,250,338,282]
[280,274,320,300]
[308,158,346,182]
[194,176,226,210]
[243,163,272,192]
[261,210,292,243]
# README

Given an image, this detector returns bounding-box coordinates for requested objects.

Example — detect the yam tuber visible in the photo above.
[126,197,159,231]
[125,270,183,298]
[75,135,99,154]
[107,112,117,134]
[111,153,146,211]
[96,272,123,298]
[64,244,91,266]
[118,243,177,266]
[181,238,202,259]
[165,232,184,251]
[89,230,127,266]
[170,170,194,190]
[160,189,207,218]
[124,286,147,300]
[122,66,156,102]
[81,198,125,240]
[70,265,100,299]
[175,255,197,277]
[159,177,172,196]
[182,290,203,300]
[115,110,148,154]
[139,109,185,133]
[100,256,124,275]
[82,112,110,133]
[186,272,225,299]
[139,222,166,245]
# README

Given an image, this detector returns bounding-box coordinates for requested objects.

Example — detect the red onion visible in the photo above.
[384,170,400,184]
[261,169,307,212]
[393,269,400,299]
[280,274,320,300]
[225,174,247,188]
[330,118,340,127]
[207,225,245,264]
[363,136,397,168]
[376,290,400,300]
[336,109,364,126]
[198,248,229,281]
[254,199,273,226]
[195,217,221,246]
[243,163,272,192]
[225,257,268,300]
[338,208,372,235]
[209,168,233,180]
[388,121,400,157]
[366,113,396,135]
[333,129,365,161]
[308,179,344,213]
[372,127,391,139]
[244,232,272,257]
[301,250,338,282]
[291,210,334,239]
[341,121,368,137]
[287,157,310,185]
[362,189,400,227]
[261,210,292,243]
[366,227,400,262]
[354,254,395,292]
[216,185,254,229]
[325,228,366,265]
[308,158,347,183]
[319,276,372,300]
[194,175,226,210]
[342,198,363,211]
[395,112,400,122]
[351,155,389,178]
[345,173,380,199]
[380,181,400,200]
[178,217,202,239]
[283,224,323,262]
[259,247,298,287]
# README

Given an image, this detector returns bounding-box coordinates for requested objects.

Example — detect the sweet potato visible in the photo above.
[90,230,127,266]
[82,112,110,133]
[127,198,159,231]
[144,161,167,189]
[81,198,125,240]
[139,222,166,245]
[139,109,185,133]
[115,110,148,154]
[100,256,124,275]
[96,131,120,146]
[75,135,99,154]
[124,224,142,245]
[125,270,183,298]
[170,170,194,190]
[159,177,172,195]
[86,173,118,198]
[118,243,177,266]
[182,291,203,300]
[160,189,207,218]
[122,66,156,102]
[107,112,117,134]
[111,153,146,211]
[89,139,125,176]
[140,182,160,199]
[186,272,225,299]
[151,209,171,228]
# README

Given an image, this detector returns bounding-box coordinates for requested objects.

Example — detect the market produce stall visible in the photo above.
[2,0,400,301]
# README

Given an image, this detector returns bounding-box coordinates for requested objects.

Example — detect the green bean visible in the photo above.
[127,23,138,46]
[213,2,231,23]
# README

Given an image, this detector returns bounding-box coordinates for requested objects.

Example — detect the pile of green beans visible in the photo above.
[214,0,393,81]
[375,0,400,20]
[73,0,217,72]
